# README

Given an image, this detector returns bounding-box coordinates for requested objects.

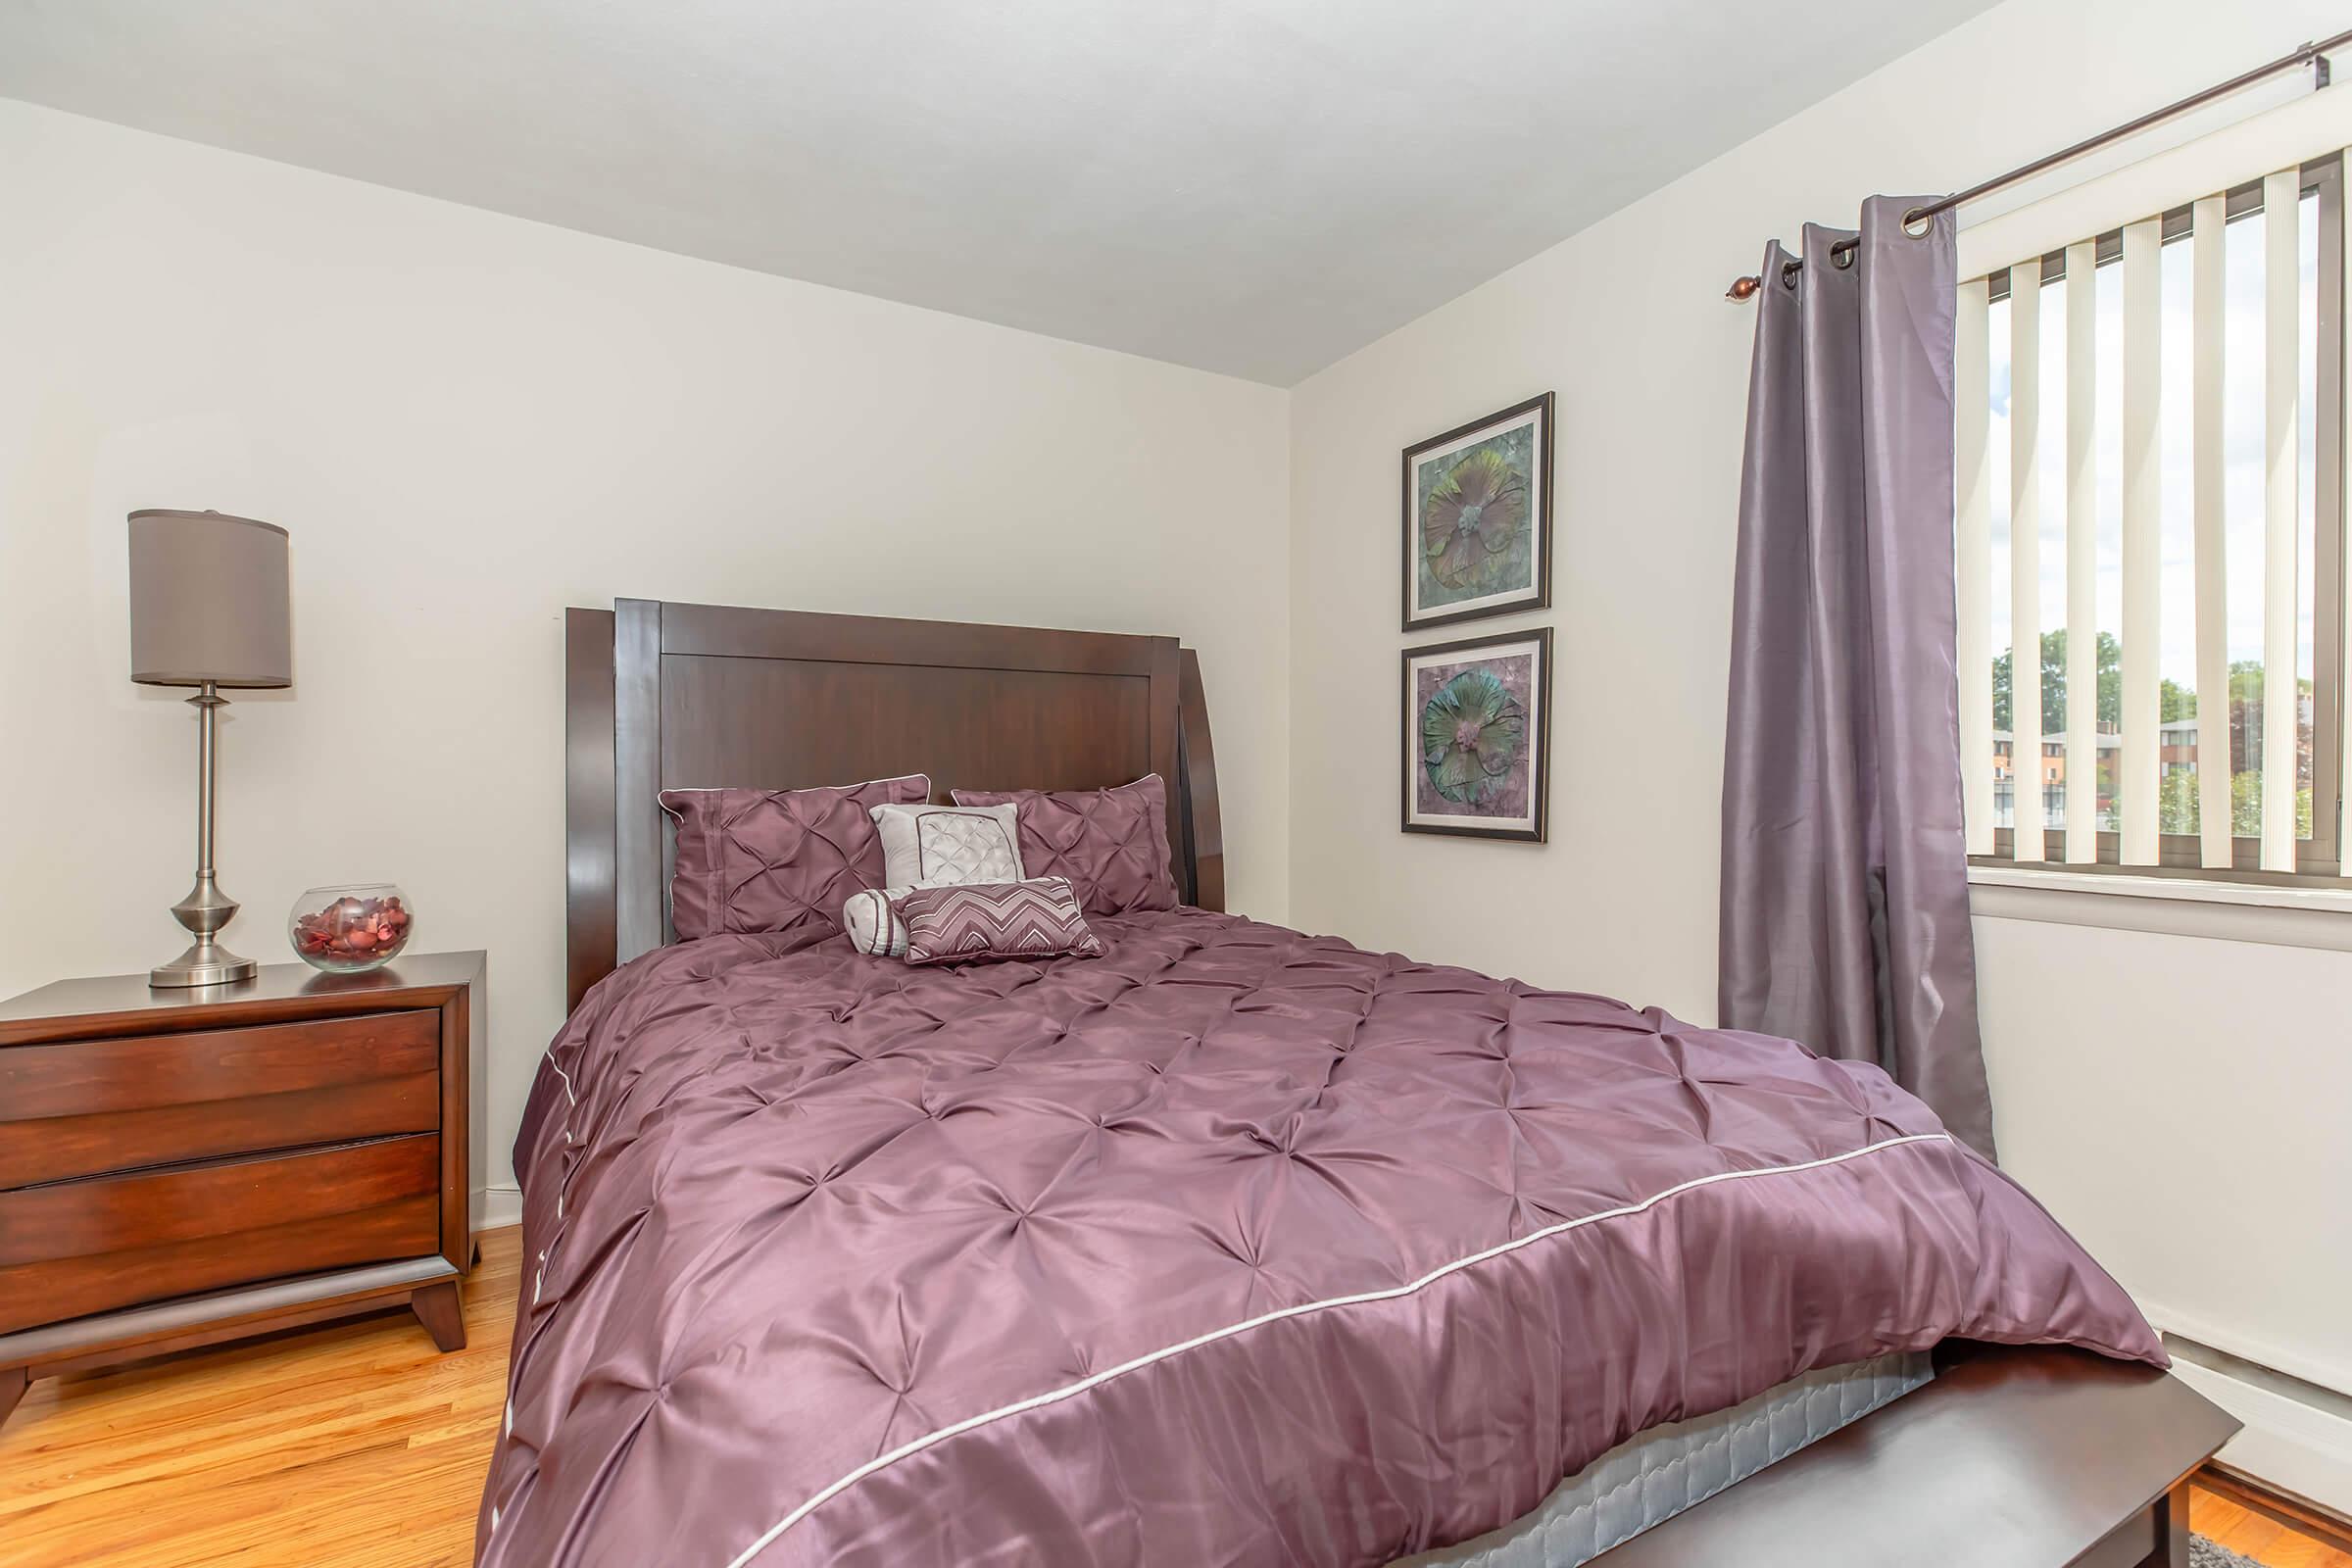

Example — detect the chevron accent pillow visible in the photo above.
[893,877,1104,967]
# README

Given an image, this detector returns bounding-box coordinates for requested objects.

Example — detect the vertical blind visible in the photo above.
[1955,151,2345,873]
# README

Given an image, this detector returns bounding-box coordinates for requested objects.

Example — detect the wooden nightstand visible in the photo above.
[0,951,486,1425]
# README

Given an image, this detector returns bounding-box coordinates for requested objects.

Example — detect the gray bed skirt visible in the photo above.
[1389,1351,1934,1568]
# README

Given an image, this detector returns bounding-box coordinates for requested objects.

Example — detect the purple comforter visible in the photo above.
[477,907,2159,1567]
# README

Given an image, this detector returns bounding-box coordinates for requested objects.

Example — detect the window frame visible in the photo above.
[1972,153,2348,885]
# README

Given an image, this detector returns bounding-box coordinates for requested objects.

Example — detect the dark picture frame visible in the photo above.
[1400,626,1551,842]
[1401,391,1554,631]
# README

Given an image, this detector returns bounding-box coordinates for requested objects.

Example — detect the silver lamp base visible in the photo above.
[150,685,260,989]
[150,936,259,988]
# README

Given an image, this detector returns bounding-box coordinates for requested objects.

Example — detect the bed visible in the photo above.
[476,598,2233,1568]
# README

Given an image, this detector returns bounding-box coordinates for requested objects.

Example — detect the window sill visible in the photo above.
[1967,864,2352,951]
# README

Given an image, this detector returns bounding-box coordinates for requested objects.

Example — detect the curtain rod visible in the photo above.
[1725,26,2352,301]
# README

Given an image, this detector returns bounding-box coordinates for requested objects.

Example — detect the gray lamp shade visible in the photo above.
[127,510,292,688]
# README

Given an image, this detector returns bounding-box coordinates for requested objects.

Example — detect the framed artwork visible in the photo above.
[1401,627,1550,841]
[1401,391,1552,631]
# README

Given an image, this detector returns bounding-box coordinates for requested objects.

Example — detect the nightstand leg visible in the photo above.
[1,1366,26,1426]
[410,1281,466,1353]
[2142,1478,2191,1568]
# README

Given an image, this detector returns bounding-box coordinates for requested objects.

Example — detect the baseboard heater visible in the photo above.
[2163,1331,2352,1523]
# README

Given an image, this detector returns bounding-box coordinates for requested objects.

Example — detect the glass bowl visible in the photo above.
[289,883,415,973]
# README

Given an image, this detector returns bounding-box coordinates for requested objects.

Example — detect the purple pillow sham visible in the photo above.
[894,877,1103,966]
[950,773,1178,916]
[661,774,930,941]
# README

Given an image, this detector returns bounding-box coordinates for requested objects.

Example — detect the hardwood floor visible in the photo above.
[2194,1479,2352,1568]
[0,1227,519,1568]
[2,1229,2347,1568]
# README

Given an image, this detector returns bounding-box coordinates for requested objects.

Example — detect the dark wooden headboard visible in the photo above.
[564,599,1223,1010]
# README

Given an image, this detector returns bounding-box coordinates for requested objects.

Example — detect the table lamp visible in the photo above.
[127,509,292,987]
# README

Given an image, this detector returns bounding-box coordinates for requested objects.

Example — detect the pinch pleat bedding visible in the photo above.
[476,907,2157,1568]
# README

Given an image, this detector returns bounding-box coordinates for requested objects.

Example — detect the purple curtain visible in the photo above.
[1719,196,1995,1159]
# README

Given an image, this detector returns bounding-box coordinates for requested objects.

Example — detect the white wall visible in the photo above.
[1974,904,2352,1502]
[1974,911,2352,1391]
[1288,0,2352,1496]
[0,99,1291,1195]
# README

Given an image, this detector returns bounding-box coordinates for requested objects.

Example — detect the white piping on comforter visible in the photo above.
[717,1130,1958,1567]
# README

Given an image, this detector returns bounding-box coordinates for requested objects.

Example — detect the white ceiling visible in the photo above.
[0,0,1999,384]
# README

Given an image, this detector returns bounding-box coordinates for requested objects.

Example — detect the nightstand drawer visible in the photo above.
[0,1134,440,1333]
[0,1010,440,1189]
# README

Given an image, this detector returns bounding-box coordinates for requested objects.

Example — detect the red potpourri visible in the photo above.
[292,892,412,963]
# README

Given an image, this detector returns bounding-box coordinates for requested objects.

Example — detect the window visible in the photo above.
[1957,154,2348,881]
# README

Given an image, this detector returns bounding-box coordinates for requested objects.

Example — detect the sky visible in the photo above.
[1984,189,2320,705]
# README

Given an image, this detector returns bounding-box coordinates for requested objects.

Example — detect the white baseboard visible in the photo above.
[469,1184,523,1233]
[2169,1357,2352,1516]
[2149,1301,2352,1405]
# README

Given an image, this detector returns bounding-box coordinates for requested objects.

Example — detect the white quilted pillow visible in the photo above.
[869,803,1026,889]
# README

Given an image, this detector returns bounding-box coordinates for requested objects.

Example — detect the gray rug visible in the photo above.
[2191,1535,2272,1568]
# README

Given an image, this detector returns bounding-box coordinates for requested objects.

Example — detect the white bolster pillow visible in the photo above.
[843,886,911,957]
